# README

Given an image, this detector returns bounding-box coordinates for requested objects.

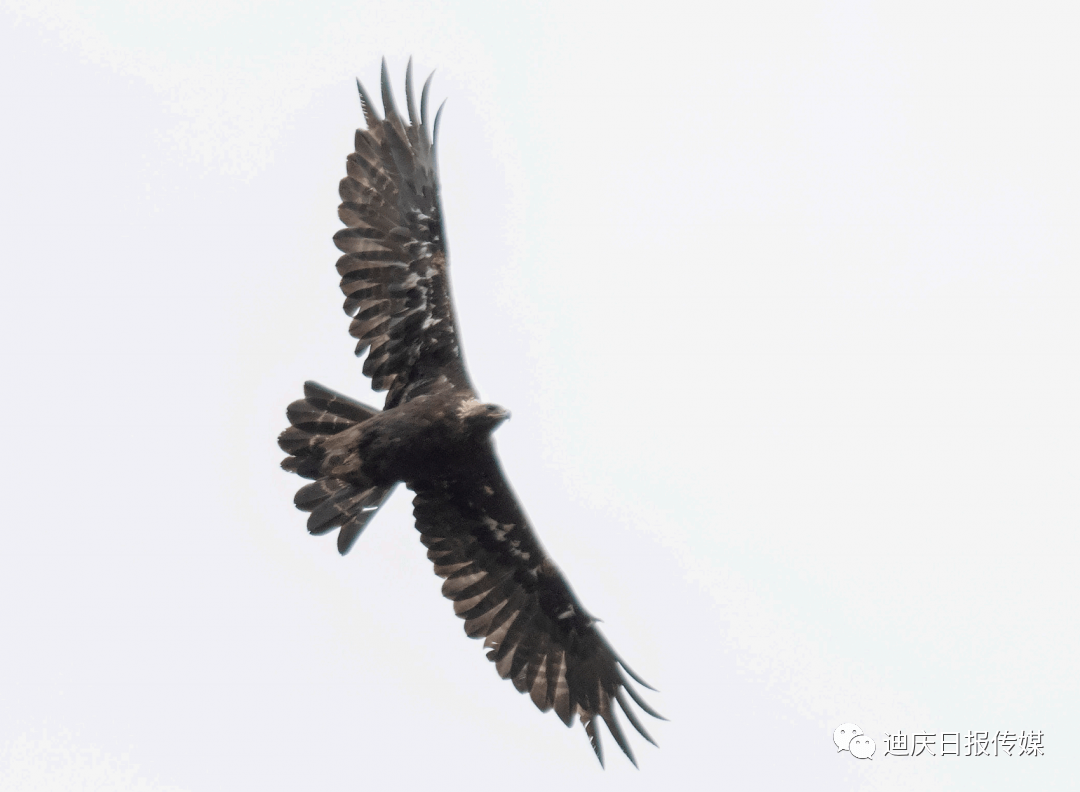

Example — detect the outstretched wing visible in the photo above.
[334,59,471,409]
[410,451,663,767]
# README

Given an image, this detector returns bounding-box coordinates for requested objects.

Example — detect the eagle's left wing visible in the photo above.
[410,449,663,767]
[333,59,473,410]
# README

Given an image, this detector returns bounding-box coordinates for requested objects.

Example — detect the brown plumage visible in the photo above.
[278,59,662,766]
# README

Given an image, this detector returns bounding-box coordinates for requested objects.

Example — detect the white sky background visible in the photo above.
[0,1,1076,789]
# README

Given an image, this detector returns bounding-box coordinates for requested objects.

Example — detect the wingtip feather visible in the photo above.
[420,70,435,131]
[615,689,658,747]
[380,57,400,118]
[404,57,420,127]
[355,77,381,126]
[584,717,605,768]
[432,99,447,147]
[613,651,657,692]
[619,670,666,721]
[601,704,638,768]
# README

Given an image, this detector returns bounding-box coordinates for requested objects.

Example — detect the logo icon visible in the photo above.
[850,735,877,759]
[835,723,876,760]
[834,723,863,752]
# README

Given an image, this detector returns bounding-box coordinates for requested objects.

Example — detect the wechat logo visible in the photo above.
[834,723,876,760]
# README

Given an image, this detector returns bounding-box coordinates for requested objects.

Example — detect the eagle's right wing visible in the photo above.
[410,449,663,767]
[334,60,473,409]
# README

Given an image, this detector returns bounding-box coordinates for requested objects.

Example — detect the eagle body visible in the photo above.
[278,60,661,767]
[320,389,507,487]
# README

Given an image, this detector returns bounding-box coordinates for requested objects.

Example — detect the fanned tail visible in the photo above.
[278,381,394,554]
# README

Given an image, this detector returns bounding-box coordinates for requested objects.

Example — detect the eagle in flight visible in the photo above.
[278,59,662,767]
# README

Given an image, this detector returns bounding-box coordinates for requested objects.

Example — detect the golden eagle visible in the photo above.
[278,59,661,766]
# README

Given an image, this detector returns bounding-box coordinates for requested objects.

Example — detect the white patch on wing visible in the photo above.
[456,397,480,420]
[482,515,508,541]
[480,516,531,562]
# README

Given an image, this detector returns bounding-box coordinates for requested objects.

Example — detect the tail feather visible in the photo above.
[294,478,351,510]
[281,454,322,480]
[337,486,395,553]
[307,482,370,533]
[278,425,320,456]
[285,402,357,434]
[302,381,380,422]
[279,380,393,554]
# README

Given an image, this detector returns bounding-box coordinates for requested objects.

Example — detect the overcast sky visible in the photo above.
[1,1,1077,790]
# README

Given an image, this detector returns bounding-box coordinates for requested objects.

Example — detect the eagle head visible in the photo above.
[460,400,511,435]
